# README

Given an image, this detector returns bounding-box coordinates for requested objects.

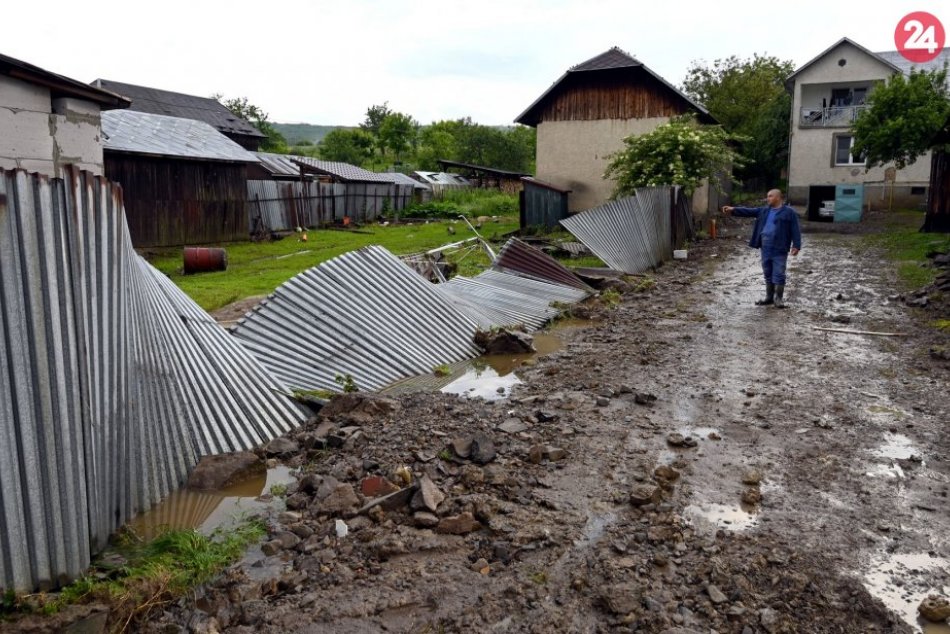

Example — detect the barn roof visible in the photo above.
[92,79,265,139]
[515,47,713,126]
[102,110,258,163]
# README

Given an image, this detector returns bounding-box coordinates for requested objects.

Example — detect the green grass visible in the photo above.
[31,520,265,629]
[863,210,950,290]
[146,218,519,311]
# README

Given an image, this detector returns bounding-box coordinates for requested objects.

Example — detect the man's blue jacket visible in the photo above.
[731,204,802,253]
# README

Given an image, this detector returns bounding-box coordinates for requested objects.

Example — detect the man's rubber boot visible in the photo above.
[774,285,786,309]
[755,283,775,306]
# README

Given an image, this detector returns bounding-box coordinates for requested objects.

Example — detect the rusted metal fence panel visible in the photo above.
[560,188,673,274]
[0,166,306,592]
[493,238,593,292]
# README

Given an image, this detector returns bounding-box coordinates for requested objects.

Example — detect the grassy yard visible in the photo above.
[147,218,521,311]
[862,210,950,290]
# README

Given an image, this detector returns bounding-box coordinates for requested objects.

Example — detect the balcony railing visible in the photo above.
[799,105,867,127]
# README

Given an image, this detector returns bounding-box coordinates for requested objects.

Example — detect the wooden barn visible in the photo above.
[102,110,259,247]
[515,47,719,213]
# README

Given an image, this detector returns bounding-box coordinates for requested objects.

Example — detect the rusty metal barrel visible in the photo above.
[183,247,228,274]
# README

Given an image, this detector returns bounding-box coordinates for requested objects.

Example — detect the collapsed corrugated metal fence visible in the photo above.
[231,239,592,393]
[560,187,673,274]
[248,180,414,232]
[0,166,307,592]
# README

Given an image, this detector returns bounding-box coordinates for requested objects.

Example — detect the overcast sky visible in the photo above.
[4,1,945,126]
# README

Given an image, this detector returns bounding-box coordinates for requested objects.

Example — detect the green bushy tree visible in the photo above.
[604,114,744,196]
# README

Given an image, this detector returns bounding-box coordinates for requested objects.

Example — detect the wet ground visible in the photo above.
[85,219,950,632]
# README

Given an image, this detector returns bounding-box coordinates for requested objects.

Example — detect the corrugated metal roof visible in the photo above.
[559,188,672,275]
[384,171,430,189]
[254,152,304,177]
[414,171,472,186]
[102,110,259,163]
[293,157,397,183]
[493,237,593,292]
[92,79,265,138]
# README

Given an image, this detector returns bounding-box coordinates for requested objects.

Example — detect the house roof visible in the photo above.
[291,157,399,183]
[0,52,129,109]
[786,37,903,85]
[873,48,950,75]
[515,46,713,126]
[91,79,266,139]
[102,110,259,163]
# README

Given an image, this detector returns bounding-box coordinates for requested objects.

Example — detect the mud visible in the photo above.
[39,214,950,633]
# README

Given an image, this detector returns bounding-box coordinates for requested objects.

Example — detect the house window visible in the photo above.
[834,135,865,166]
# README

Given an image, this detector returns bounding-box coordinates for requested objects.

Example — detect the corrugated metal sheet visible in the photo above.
[102,110,259,163]
[0,166,306,592]
[253,152,304,178]
[293,157,396,183]
[231,246,482,393]
[493,238,593,292]
[559,188,672,274]
[437,272,570,331]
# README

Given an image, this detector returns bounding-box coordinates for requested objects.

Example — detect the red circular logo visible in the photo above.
[895,11,945,63]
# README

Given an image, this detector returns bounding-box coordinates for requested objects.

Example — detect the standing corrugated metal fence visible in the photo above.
[247,180,414,232]
[559,187,674,274]
[0,166,307,593]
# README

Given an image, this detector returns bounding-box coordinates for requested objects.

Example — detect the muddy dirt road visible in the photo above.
[154,222,949,634]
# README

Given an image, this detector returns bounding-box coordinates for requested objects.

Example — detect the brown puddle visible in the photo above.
[441,332,565,401]
[127,466,295,539]
[684,502,759,533]
[863,552,950,633]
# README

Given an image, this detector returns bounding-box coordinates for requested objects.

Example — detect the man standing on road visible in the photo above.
[722,189,802,309]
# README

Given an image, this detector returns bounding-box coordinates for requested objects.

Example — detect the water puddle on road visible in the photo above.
[684,502,759,533]
[863,552,950,633]
[440,333,564,401]
[575,511,618,548]
[873,433,923,462]
[127,466,295,539]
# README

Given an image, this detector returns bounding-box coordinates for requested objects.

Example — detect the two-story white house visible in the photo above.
[785,37,950,218]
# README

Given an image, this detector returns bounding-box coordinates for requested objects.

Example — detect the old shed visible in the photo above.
[102,110,258,247]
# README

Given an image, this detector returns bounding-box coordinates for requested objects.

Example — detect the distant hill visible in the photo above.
[273,123,353,145]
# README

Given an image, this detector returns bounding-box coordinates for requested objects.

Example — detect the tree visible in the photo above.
[318,128,375,165]
[214,95,288,153]
[378,112,419,161]
[852,68,950,232]
[604,115,745,196]
[682,55,794,186]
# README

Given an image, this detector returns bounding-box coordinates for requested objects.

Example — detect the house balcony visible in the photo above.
[799,105,867,128]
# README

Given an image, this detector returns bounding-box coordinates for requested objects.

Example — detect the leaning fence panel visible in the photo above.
[0,166,307,592]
